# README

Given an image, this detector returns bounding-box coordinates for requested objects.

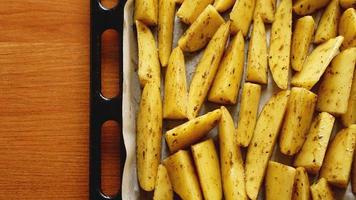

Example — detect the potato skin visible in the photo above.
[134,0,158,26]
[163,150,203,200]
[292,167,310,200]
[339,8,356,50]
[341,70,356,127]
[214,0,236,13]
[230,0,256,36]
[314,0,340,44]
[136,82,162,191]
[192,139,222,200]
[153,165,173,200]
[310,178,334,200]
[293,0,331,15]
[294,112,335,174]
[316,48,356,115]
[254,0,276,23]
[176,0,214,24]
[340,0,356,9]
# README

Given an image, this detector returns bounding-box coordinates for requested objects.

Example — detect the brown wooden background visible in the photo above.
[0,0,122,199]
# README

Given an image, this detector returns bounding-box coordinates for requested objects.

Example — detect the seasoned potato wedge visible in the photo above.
[341,72,356,127]
[208,31,245,104]
[339,8,356,50]
[317,48,356,115]
[163,47,188,119]
[293,0,330,15]
[219,107,247,200]
[153,165,173,200]
[314,0,340,44]
[135,0,158,26]
[176,0,213,24]
[254,0,276,23]
[245,90,290,200]
[292,167,310,200]
[291,16,315,72]
[279,87,317,155]
[214,0,236,13]
[268,0,292,89]
[136,82,162,191]
[163,150,203,200]
[340,0,356,8]
[294,112,335,174]
[246,15,268,84]
[291,36,344,90]
[192,139,222,200]
[165,109,221,153]
[187,22,230,119]
[230,0,256,36]
[265,161,296,200]
[320,127,356,188]
[310,178,334,200]
[236,83,262,147]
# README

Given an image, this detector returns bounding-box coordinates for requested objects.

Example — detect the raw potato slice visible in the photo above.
[310,178,334,200]
[163,47,188,119]
[178,5,224,52]
[254,0,276,23]
[292,167,310,200]
[246,15,268,84]
[153,165,173,200]
[187,22,230,119]
[163,150,203,200]
[341,71,356,127]
[165,109,222,153]
[136,20,161,87]
[339,8,356,50]
[314,0,341,44]
[236,83,262,147]
[265,161,296,200]
[214,0,236,13]
[320,127,356,188]
[291,16,315,72]
[136,82,162,191]
[208,31,245,104]
[158,0,176,67]
[245,90,290,200]
[317,48,356,115]
[219,107,247,200]
[134,0,158,26]
[340,0,356,8]
[293,0,331,15]
[291,36,344,90]
[279,87,317,155]
[294,112,335,174]
[268,0,292,89]
[192,139,222,200]
[176,0,214,24]
[230,0,256,36]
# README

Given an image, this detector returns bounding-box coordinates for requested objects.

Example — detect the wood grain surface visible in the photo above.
[0,0,122,199]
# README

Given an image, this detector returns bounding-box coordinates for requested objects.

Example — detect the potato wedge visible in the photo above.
[178,5,225,52]
[219,107,247,200]
[320,126,356,188]
[214,0,236,13]
[294,112,335,174]
[291,16,315,71]
[246,15,268,84]
[265,161,296,200]
[310,178,334,200]
[136,20,161,87]
[153,165,173,200]
[230,0,256,36]
[341,71,356,127]
[158,0,176,67]
[268,0,292,89]
[163,150,203,200]
[339,8,356,50]
[165,109,221,153]
[292,167,310,200]
[236,83,262,147]
[254,0,276,23]
[316,48,356,115]
[314,0,341,44]
[293,0,330,15]
[340,0,356,8]
[352,141,356,193]
[187,22,230,119]
[291,36,344,90]
[163,47,188,119]
[192,139,222,200]
[175,0,184,4]
[208,31,245,104]
[176,0,214,24]
[136,82,162,191]
[245,90,290,200]
[279,87,317,155]
[134,0,158,26]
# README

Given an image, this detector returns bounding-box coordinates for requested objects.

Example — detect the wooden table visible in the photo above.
[0,0,122,199]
